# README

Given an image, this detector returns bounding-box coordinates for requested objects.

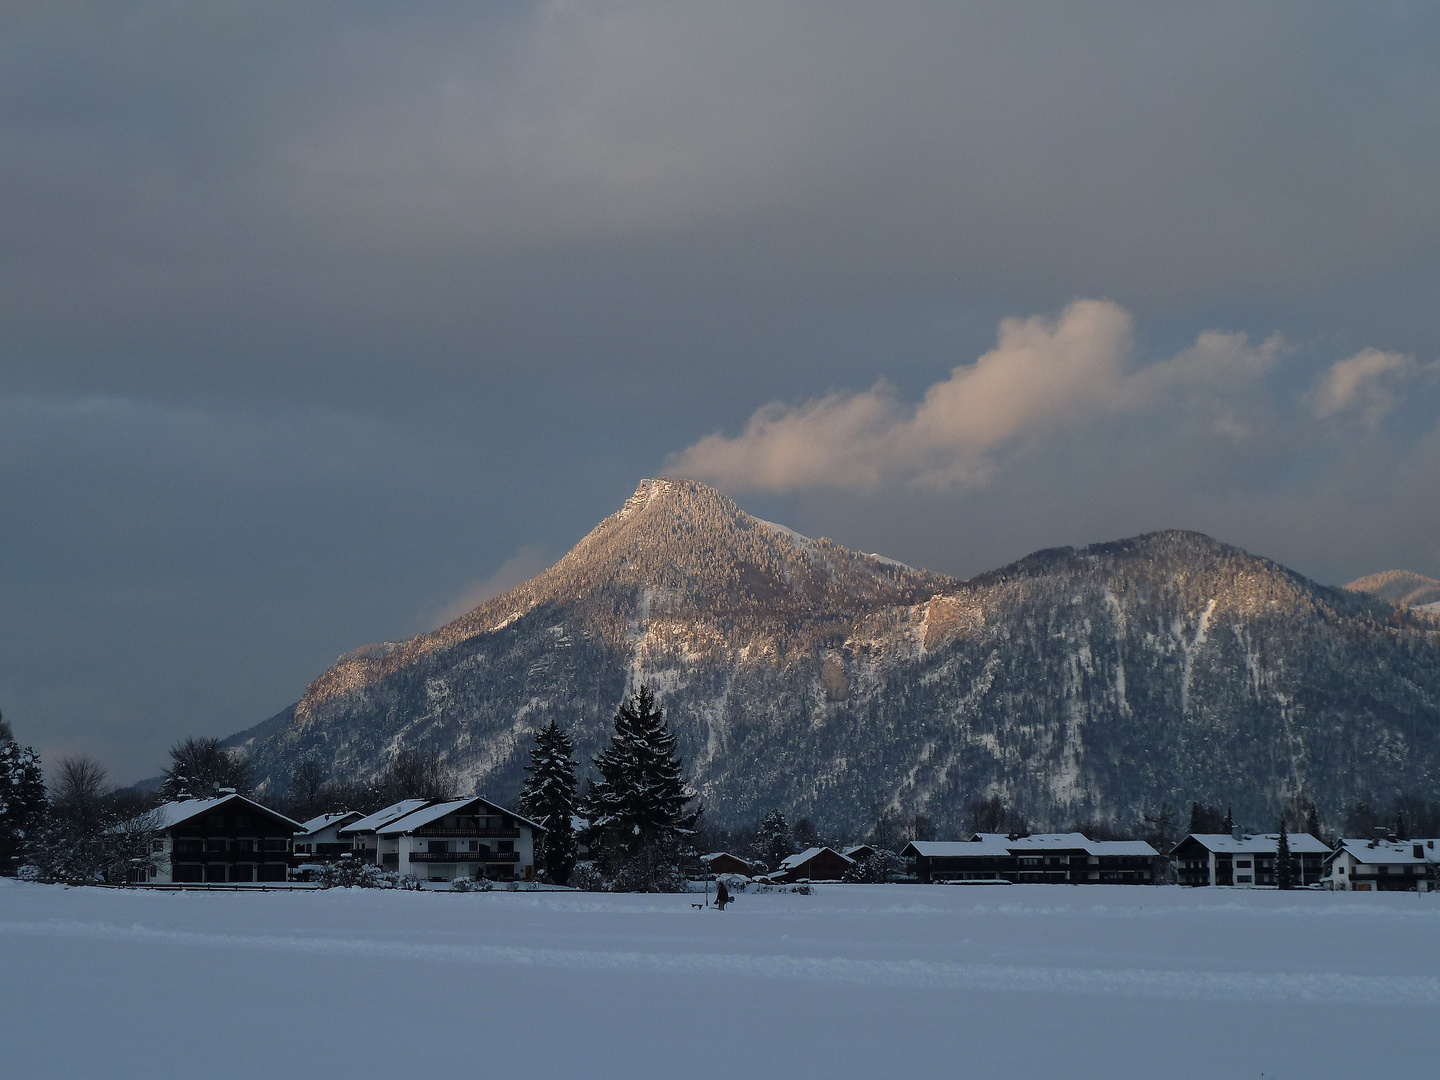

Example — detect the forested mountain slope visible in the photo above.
[237,479,1440,833]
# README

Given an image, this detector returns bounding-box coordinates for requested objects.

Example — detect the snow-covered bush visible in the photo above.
[314,857,395,889]
[572,861,609,891]
[841,850,906,883]
[450,876,492,893]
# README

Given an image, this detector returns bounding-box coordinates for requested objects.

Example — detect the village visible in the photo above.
[119,787,1440,895]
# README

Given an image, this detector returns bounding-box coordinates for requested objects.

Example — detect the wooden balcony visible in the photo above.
[408,850,519,863]
[413,827,520,838]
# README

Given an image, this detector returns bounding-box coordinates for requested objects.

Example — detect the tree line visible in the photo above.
[7,697,1440,889]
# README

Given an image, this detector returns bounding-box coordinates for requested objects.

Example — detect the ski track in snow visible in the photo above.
[4,915,1438,1006]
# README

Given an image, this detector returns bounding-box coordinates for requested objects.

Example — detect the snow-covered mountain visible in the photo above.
[1346,569,1440,617]
[236,478,1440,832]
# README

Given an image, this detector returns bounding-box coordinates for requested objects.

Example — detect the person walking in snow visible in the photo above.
[714,878,732,910]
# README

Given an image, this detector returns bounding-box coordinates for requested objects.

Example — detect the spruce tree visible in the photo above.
[520,721,579,886]
[753,809,795,870]
[581,686,696,889]
[1223,806,1234,834]
[1275,817,1295,889]
[0,724,47,875]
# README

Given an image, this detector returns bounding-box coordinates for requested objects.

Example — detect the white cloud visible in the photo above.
[671,300,1283,492]
[1309,347,1429,426]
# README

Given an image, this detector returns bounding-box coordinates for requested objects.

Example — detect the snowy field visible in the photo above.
[3,880,1439,1079]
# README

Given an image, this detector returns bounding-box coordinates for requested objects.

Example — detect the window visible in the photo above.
[1339,866,1346,874]
[1236,860,1252,868]
[499,840,514,853]
[1236,874,1252,883]
[151,840,164,853]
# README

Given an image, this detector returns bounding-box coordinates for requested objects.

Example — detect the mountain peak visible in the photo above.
[294,477,955,719]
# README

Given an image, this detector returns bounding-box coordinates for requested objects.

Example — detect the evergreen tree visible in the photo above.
[1303,803,1323,842]
[1275,817,1296,890]
[1223,806,1234,834]
[753,809,795,870]
[519,721,579,886]
[0,720,47,875]
[160,736,252,800]
[581,686,696,890]
[1188,801,1225,834]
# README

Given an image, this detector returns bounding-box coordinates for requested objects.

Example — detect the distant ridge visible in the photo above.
[1346,569,1440,614]
[232,478,1440,833]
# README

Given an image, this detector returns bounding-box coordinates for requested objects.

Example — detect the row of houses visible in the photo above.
[902,833,1160,884]
[132,791,545,885]
[706,831,1440,891]
[128,791,1440,892]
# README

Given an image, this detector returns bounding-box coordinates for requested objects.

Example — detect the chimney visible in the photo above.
[1231,824,1242,841]
[218,787,236,796]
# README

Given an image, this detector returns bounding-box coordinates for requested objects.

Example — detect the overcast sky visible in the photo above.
[4,3,1440,781]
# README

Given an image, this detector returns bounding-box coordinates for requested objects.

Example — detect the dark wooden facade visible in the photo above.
[700,852,753,876]
[163,795,300,883]
[774,847,854,882]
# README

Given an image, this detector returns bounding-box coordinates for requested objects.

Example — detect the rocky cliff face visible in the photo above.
[238,479,1440,833]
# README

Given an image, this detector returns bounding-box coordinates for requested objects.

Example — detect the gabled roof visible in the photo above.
[1177,832,1330,855]
[375,795,546,836]
[338,799,430,835]
[146,793,303,832]
[843,844,878,857]
[1330,838,1440,866]
[777,846,853,870]
[700,851,750,865]
[297,810,363,835]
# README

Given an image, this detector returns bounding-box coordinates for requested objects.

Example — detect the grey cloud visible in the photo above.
[3,3,1440,781]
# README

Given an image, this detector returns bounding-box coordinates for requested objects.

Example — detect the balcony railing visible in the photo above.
[413,828,521,838]
[408,850,520,863]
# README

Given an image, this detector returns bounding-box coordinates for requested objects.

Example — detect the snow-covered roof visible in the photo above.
[905,835,1158,858]
[1331,838,1440,866]
[778,846,853,870]
[338,799,430,835]
[297,810,362,835]
[1008,832,1094,851]
[1086,840,1160,857]
[145,793,303,832]
[905,837,1014,858]
[843,844,877,857]
[375,796,547,836]
[700,851,749,865]
[1179,832,1331,855]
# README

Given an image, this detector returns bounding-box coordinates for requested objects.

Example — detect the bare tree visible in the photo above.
[378,749,454,802]
[52,754,110,836]
[160,737,252,800]
[289,760,329,819]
